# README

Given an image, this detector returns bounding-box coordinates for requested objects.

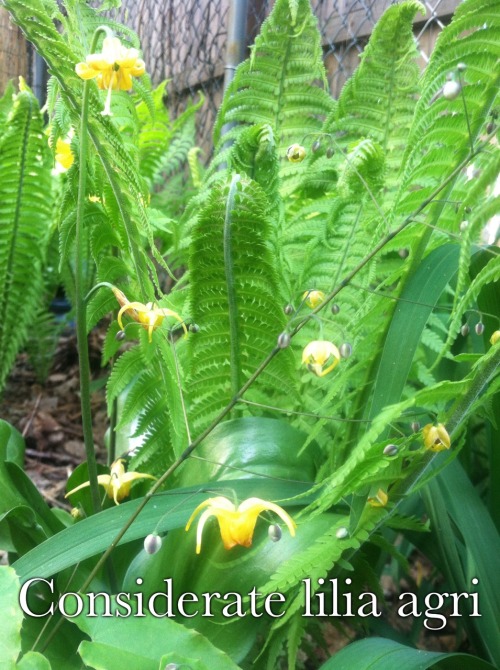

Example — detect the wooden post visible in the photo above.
[0,7,30,95]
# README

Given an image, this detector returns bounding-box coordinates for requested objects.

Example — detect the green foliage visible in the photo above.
[1,0,499,667]
[187,174,297,432]
[0,83,53,393]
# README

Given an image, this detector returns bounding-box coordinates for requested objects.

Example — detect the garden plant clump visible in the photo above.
[0,0,499,668]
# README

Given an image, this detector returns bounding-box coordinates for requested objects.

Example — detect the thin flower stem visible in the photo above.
[74,26,110,515]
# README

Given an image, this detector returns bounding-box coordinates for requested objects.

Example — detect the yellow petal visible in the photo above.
[75,62,99,80]
[65,474,111,498]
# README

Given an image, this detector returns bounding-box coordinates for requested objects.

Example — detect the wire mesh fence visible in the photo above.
[0,0,460,153]
[105,0,460,154]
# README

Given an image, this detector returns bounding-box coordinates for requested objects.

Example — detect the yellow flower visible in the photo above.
[112,286,187,343]
[490,330,500,345]
[286,144,306,162]
[302,340,340,377]
[422,423,451,452]
[368,489,388,508]
[55,137,74,170]
[303,290,325,309]
[65,459,156,505]
[185,496,296,554]
[75,36,145,115]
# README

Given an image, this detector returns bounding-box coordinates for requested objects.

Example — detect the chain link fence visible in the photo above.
[0,0,460,153]
[106,0,460,154]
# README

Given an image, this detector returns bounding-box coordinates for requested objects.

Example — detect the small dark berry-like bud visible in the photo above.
[464,206,472,214]
[443,80,461,100]
[487,121,495,134]
[115,329,126,341]
[411,421,421,433]
[383,444,398,457]
[277,332,291,349]
[331,303,340,315]
[268,524,282,542]
[144,533,162,555]
[336,527,349,539]
[284,303,294,315]
[457,62,466,72]
[326,147,334,159]
[460,323,470,337]
[398,248,409,258]
[312,139,321,153]
[189,323,200,333]
[339,343,352,358]
[475,322,485,335]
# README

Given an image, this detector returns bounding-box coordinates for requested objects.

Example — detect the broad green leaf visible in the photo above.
[319,637,496,669]
[71,601,242,670]
[16,652,51,670]
[425,458,500,666]
[0,420,25,467]
[0,566,23,669]
[368,244,461,418]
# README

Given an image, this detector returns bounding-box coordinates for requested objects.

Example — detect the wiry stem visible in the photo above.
[74,26,110,515]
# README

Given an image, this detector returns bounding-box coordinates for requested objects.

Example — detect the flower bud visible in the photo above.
[457,62,466,72]
[284,303,294,315]
[411,421,421,433]
[326,147,334,159]
[475,321,485,335]
[460,220,469,232]
[286,144,306,163]
[144,533,162,555]
[487,121,496,134]
[312,139,321,153]
[164,665,180,670]
[115,329,126,341]
[71,507,82,520]
[268,524,282,542]
[383,444,398,457]
[277,332,291,349]
[189,323,200,333]
[490,330,500,346]
[339,343,352,358]
[443,80,461,100]
[398,248,409,258]
[460,323,469,337]
[331,303,340,315]
[336,527,349,539]
[303,289,325,309]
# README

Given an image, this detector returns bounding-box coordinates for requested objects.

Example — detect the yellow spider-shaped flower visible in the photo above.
[368,489,388,508]
[113,287,187,343]
[422,423,451,452]
[76,36,145,115]
[185,496,296,554]
[303,290,325,309]
[302,340,340,377]
[65,459,156,505]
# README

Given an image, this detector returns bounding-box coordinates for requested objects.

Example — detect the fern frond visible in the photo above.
[210,0,333,196]
[0,86,53,392]
[187,174,298,432]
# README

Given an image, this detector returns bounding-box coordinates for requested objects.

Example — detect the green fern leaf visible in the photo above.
[187,174,297,432]
[0,86,53,392]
